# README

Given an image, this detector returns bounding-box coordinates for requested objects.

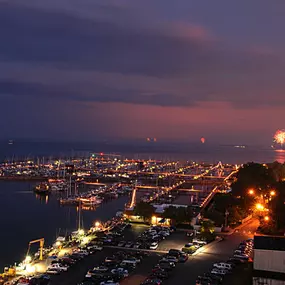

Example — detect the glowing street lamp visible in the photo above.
[264,216,270,222]
[270,190,276,196]
[248,189,255,195]
[25,255,32,264]
[256,203,264,211]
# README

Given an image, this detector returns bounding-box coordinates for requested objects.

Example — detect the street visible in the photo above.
[162,219,259,285]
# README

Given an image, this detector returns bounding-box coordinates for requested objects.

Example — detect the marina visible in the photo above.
[0,154,238,282]
[0,180,129,273]
[1,3,283,284]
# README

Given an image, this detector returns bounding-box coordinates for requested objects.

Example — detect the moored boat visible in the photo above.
[79,196,102,206]
[34,182,50,194]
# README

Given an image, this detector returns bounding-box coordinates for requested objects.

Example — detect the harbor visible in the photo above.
[0,180,129,273]
[0,154,238,284]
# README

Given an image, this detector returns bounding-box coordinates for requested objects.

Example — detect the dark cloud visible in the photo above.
[0,1,285,110]
[0,79,198,107]
[1,2,283,78]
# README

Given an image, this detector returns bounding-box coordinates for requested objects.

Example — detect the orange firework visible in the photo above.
[274,130,285,146]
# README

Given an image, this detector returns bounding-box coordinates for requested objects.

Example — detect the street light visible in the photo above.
[270,190,276,196]
[264,215,270,222]
[25,255,32,264]
[256,203,264,211]
[248,189,255,195]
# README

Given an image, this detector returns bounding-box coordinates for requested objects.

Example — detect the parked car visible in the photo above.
[168,249,183,257]
[118,241,126,247]
[213,262,233,271]
[47,263,68,272]
[87,245,103,251]
[211,268,228,276]
[161,256,178,263]
[178,254,188,263]
[46,268,60,275]
[125,242,133,248]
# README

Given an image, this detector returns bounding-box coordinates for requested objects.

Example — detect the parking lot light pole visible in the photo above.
[225,210,229,228]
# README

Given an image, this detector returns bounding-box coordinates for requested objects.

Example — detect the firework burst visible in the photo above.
[274,130,285,146]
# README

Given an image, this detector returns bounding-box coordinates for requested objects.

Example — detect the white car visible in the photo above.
[149,242,158,250]
[46,268,61,275]
[213,262,232,270]
[93,266,109,272]
[211,268,228,276]
[87,245,103,251]
[233,254,249,261]
[48,263,68,272]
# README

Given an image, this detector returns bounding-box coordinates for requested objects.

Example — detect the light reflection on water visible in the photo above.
[274,150,285,163]
[0,181,129,270]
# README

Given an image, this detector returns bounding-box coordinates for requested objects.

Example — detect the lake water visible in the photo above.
[1,140,285,164]
[0,181,129,270]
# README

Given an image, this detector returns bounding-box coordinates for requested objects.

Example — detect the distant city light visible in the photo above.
[270,190,276,196]
[264,216,270,221]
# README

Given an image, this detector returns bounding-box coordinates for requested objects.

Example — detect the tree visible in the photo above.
[134,202,155,220]
[203,210,224,227]
[176,206,193,224]
[212,194,236,213]
[231,162,275,197]
[200,219,215,242]
[200,219,215,234]
[163,206,178,220]
[268,161,285,182]
[228,206,244,225]
[163,206,193,224]
[271,182,285,231]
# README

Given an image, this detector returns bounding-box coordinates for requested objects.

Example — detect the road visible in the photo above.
[162,218,259,285]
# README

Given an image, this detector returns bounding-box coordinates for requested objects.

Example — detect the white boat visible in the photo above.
[48,179,68,191]
[79,196,102,206]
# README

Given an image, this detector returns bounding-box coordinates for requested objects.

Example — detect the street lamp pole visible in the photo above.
[225,210,229,228]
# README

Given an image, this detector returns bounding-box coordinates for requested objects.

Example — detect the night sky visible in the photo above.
[1,0,285,145]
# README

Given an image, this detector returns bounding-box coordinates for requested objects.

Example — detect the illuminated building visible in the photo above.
[253,235,285,284]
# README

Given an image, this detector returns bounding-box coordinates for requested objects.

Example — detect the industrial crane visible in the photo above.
[26,238,45,261]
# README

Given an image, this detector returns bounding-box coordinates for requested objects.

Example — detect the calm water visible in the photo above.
[0,181,128,270]
[1,140,285,163]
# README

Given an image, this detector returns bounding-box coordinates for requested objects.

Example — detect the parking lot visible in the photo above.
[19,219,257,285]
[49,248,162,285]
